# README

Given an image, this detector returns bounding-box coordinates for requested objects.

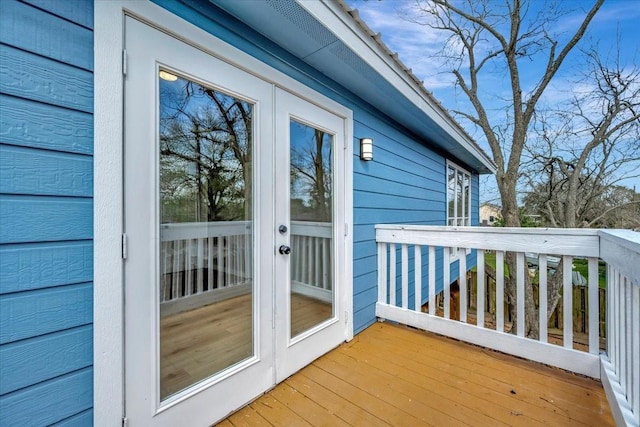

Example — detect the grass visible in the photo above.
[472,252,606,288]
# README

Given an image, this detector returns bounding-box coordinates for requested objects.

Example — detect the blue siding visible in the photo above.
[150,0,483,335]
[0,0,93,425]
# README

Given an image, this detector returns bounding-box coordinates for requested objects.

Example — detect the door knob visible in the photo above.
[279,245,291,255]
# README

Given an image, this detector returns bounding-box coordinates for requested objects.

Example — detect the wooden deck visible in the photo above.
[220,322,614,426]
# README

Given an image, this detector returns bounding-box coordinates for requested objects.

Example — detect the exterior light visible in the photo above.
[360,138,373,161]
[159,70,178,82]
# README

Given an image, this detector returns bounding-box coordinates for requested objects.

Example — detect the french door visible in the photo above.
[124,17,347,426]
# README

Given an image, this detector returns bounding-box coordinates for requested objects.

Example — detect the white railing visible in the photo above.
[160,220,333,315]
[160,221,252,316]
[375,225,639,426]
[290,221,333,302]
[599,230,640,427]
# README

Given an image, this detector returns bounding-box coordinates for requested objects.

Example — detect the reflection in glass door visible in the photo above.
[158,70,254,400]
[289,120,334,338]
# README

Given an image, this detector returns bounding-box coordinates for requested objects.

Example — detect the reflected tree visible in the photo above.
[290,124,332,222]
[159,76,253,223]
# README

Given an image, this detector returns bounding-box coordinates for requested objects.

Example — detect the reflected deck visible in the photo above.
[160,293,331,398]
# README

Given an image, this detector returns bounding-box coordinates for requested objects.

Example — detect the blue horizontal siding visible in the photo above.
[0,1,93,71]
[0,95,93,154]
[0,44,93,113]
[0,195,92,244]
[51,409,94,427]
[0,145,92,197]
[0,325,92,394]
[0,0,94,424]
[0,283,92,345]
[22,0,93,29]
[0,241,93,294]
[0,367,93,426]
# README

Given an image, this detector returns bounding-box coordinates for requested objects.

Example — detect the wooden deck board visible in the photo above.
[222,322,614,426]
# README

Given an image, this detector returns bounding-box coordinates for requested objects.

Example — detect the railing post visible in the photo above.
[377,242,387,305]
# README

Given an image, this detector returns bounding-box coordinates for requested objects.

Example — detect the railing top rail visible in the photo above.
[375,225,600,257]
[599,229,640,287]
[375,224,601,236]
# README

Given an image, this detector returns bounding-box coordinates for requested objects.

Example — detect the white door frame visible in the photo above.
[94,2,353,425]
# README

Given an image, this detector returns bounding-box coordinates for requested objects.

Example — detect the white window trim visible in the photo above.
[446,161,472,259]
[94,2,353,425]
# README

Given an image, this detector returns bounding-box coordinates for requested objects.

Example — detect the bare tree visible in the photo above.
[410,0,610,336]
[522,50,640,229]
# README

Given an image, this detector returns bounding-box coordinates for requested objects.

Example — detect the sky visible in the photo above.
[345,0,640,203]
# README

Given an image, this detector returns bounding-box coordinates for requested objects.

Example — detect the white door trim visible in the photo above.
[94,2,353,425]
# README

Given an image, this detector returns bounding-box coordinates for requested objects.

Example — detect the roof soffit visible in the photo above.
[212,0,496,174]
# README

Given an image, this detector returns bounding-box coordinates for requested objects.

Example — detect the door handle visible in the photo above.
[279,245,291,255]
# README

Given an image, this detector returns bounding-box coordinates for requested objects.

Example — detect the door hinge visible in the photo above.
[122,233,128,260]
[344,223,348,237]
[122,417,129,427]
[122,49,128,76]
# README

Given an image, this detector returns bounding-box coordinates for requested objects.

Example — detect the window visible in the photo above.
[447,162,471,227]
[447,162,471,259]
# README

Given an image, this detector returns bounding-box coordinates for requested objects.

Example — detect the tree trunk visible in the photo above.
[497,170,539,338]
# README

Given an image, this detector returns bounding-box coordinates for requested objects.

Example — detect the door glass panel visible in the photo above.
[158,70,254,400]
[289,120,334,338]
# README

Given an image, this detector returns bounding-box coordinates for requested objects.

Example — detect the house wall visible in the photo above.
[0,1,94,425]
[0,1,480,424]
[152,0,481,334]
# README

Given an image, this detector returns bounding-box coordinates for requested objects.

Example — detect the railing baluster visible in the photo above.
[401,244,408,310]
[620,276,628,394]
[613,268,619,374]
[196,238,204,294]
[443,247,450,319]
[415,245,422,313]
[390,243,396,307]
[538,254,547,343]
[172,240,179,298]
[171,240,179,298]
[477,250,485,328]
[217,236,223,288]
[378,242,388,305]
[207,237,214,291]
[185,239,193,296]
[587,257,598,354]
[459,250,467,323]
[563,255,573,348]
[315,237,320,287]
[428,246,435,315]
[323,237,329,289]
[245,232,251,281]
[632,282,640,422]
[306,236,311,285]
[516,252,525,337]
[496,250,505,333]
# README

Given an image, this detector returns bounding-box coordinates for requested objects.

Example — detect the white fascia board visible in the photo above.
[301,0,496,174]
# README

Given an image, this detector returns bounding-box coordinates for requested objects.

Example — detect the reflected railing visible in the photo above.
[159,220,332,315]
